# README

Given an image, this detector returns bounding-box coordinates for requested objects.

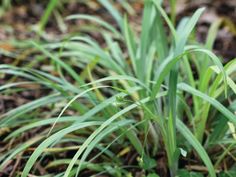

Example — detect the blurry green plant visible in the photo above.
[0,0,11,17]
[0,0,236,177]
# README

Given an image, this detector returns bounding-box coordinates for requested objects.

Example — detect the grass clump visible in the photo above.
[0,0,236,177]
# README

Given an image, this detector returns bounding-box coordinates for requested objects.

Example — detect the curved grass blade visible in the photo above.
[75,119,135,176]
[4,116,79,140]
[64,92,166,176]
[0,94,64,127]
[98,0,123,29]
[176,119,216,177]
[66,14,120,37]
[21,121,103,177]
[31,41,84,85]
[178,83,236,124]
[151,47,227,99]
[47,86,110,136]
[80,75,148,91]
[0,136,43,170]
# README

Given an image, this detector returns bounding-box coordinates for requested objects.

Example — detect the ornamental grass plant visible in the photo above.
[0,0,236,176]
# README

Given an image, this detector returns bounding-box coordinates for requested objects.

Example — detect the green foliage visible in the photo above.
[0,0,236,177]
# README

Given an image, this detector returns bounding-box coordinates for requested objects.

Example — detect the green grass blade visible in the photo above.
[176,119,216,177]
[123,15,137,76]
[98,0,123,29]
[178,83,236,124]
[64,92,166,176]
[66,14,120,37]
[4,116,79,140]
[75,119,135,176]
[0,94,64,127]
[152,0,177,40]
[21,121,103,177]
[32,41,84,85]
[0,136,44,170]
[39,0,59,33]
